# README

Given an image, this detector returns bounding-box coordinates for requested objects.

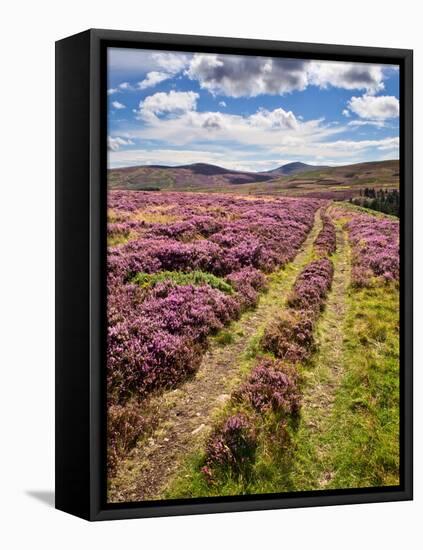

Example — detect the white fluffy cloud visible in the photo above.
[135,54,192,91]
[347,94,399,120]
[111,101,126,110]
[107,136,134,151]
[152,52,190,73]
[138,71,172,90]
[308,62,385,93]
[248,108,299,130]
[137,90,199,120]
[108,82,133,95]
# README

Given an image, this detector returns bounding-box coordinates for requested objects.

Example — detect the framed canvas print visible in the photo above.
[55,29,413,521]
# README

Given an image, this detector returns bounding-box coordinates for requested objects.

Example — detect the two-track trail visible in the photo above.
[108,208,323,503]
[276,209,353,491]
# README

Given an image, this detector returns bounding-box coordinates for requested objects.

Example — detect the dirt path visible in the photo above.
[281,210,352,490]
[108,209,323,503]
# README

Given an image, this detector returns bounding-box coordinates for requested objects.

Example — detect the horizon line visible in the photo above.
[107,158,399,173]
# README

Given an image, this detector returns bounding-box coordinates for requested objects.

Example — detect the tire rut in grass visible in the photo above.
[108,208,324,503]
[285,212,352,490]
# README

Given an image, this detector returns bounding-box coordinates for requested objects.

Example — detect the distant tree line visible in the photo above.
[349,188,400,217]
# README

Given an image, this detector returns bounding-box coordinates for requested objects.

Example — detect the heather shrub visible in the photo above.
[287,258,334,316]
[107,324,203,404]
[235,359,301,415]
[226,267,267,309]
[314,213,336,256]
[202,413,257,479]
[342,210,399,286]
[108,280,241,403]
[261,309,315,363]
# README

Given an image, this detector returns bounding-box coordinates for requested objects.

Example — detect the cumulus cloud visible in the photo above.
[342,109,350,117]
[138,71,172,90]
[108,82,133,95]
[308,61,385,93]
[186,54,390,97]
[186,54,309,97]
[136,54,191,90]
[107,136,134,151]
[152,52,190,73]
[248,108,299,130]
[137,90,199,120]
[347,94,399,120]
[219,100,227,107]
[111,101,126,110]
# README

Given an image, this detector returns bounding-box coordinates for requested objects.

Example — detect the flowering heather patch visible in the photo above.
[314,212,336,256]
[261,309,315,363]
[345,214,399,286]
[107,192,320,401]
[202,413,257,478]
[287,258,334,316]
[107,282,239,403]
[106,192,320,469]
[226,267,267,310]
[235,359,301,415]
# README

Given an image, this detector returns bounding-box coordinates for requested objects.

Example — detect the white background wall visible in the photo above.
[1,0,420,547]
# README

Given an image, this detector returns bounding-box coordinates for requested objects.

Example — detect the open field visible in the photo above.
[106,189,399,502]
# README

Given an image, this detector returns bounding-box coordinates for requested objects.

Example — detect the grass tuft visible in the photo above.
[131,270,234,294]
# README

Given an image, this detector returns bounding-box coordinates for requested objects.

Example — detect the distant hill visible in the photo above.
[264,161,329,177]
[108,162,274,190]
[108,159,399,199]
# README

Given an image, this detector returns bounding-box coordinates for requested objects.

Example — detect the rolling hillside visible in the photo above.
[108,159,399,199]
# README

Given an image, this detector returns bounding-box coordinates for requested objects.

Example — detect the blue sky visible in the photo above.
[107,48,399,171]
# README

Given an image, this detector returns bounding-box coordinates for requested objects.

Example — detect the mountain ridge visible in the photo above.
[108,159,399,199]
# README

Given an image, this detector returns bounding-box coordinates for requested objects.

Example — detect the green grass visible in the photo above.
[214,330,236,346]
[335,200,399,220]
[320,284,400,488]
[131,270,234,294]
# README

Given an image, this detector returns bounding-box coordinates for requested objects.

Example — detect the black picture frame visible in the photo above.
[55,28,413,521]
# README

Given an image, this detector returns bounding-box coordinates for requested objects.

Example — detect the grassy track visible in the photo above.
[165,210,400,498]
[108,210,323,503]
